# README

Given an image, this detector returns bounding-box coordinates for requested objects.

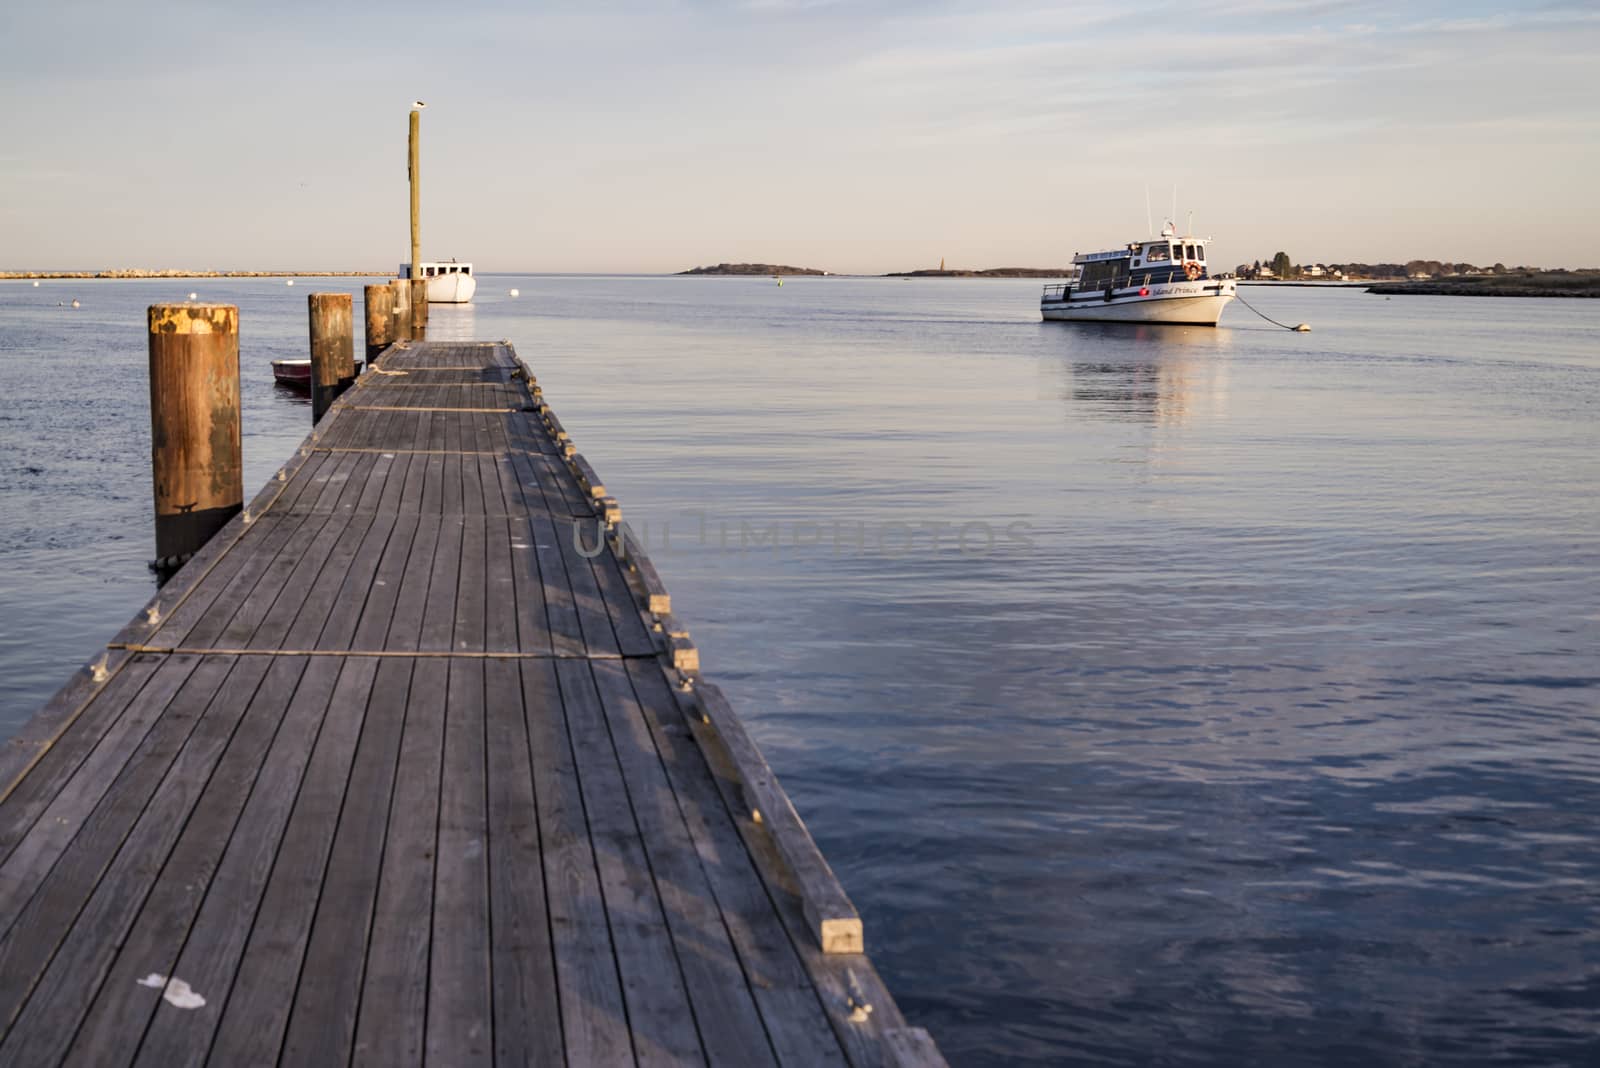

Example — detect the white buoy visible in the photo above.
[32,281,39,287]
[509,288,520,297]
[71,299,80,308]
[286,279,295,286]
[189,292,198,300]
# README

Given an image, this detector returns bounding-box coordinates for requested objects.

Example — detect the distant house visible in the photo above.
[1304,264,1326,277]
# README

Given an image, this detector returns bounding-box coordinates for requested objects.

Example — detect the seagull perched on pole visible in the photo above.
[411,100,426,109]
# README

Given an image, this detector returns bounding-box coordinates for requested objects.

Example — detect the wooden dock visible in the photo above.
[0,340,942,1067]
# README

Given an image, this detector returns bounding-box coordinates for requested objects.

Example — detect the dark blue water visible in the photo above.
[3,276,1598,1065]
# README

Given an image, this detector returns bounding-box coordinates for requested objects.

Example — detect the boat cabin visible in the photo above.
[1070,237,1210,288]
[400,261,473,279]
[1132,239,1207,271]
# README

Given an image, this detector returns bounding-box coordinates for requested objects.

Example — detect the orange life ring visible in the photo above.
[1184,261,1202,281]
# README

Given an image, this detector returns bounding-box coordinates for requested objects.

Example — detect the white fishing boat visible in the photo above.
[1041,222,1235,325]
[400,261,477,304]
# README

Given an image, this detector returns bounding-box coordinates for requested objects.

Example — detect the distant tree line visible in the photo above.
[1233,254,1528,281]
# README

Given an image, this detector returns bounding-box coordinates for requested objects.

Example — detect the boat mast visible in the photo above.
[408,106,422,278]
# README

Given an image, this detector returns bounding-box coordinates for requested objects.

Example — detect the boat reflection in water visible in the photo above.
[1058,323,1232,429]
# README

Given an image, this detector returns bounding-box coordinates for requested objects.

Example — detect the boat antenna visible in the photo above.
[1171,186,1176,235]
[1186,209,1194,238]
[1145,185,1153,236]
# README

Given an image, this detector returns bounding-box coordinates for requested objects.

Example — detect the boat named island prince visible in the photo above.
[1041,221,1236,325]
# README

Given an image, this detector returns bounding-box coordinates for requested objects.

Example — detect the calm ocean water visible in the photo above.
[2,276,1597,1065]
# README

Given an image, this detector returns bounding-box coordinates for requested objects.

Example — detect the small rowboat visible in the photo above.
[271,359,363,390]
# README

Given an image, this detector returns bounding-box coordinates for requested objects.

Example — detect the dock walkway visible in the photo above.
[0,341,941,1066]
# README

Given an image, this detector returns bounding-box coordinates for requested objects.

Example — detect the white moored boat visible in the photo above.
[1042,223,1235,325]
[400,261,477,304]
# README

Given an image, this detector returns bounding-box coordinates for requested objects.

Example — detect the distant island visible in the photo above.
[884,267,1069,278]
[679,263,826,276]
[1,269,385,280]
[1366,270,1600,298]
[1232,253,1598,295]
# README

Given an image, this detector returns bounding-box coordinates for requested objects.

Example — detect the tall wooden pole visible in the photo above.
[308,292,354,423]
[147,304,242,569]
[364,283,394,365]
[409,108,421,284]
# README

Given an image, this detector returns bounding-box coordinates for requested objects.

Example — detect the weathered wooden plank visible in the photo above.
[376,448,419,517]
[279,657,412,1066]
[145,511,314,649]
[484,511,520,653]
[0,654,230,1030]
[265,448,335,513]
[419,516,465,652]
[351,657,446,1067]
[695,682,863,955]
[529,514,586,658]
[352,444,401,512]
[590,660,779,1067]
[244,511,360,650]
[461,446,487,517]
[455,513,488,654]
[206,513,336,649]
[483,658,563,1066]
[679,679,908,1065]
[128,655,344,1067]
[619,521,672,615]
[882,1028,949,1068]
[51,655,306,1068]
[622,660,848,1068]
[588,544,660,657]
[441,453,465,515]
[557,516,622,658]
[419,451,446,515]
[350,513,423,651]
[0,655,202,938]
[555,659,705,1066]
[506,516,555,657]
[520,659,633,1066]
[2,655,278,1061]
[202,656,381,1066]
[381,512,440,651]
[0,653,165,862]
[303,514,397,651]
[427,660,493,1066]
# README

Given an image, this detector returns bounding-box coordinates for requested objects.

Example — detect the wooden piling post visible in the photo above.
[409,277,429,334]
[390,278,412,339]
[147,303,242,569]
[364,284,394,365]
[308,292,354,423]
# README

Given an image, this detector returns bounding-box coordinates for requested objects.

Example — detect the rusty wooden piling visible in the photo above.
[307,292,354,423]
[363,284,394,364]
[146,304,242,570]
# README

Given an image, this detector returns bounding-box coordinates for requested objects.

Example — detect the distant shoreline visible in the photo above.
[1365,272,1600,298]
[679,263,826,276]
[1,270,387,280]
[884,268,1068,278]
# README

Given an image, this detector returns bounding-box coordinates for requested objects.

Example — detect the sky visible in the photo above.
[2,0,1597,273]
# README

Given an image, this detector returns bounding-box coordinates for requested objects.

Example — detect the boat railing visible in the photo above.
[1043,268,1221,300]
